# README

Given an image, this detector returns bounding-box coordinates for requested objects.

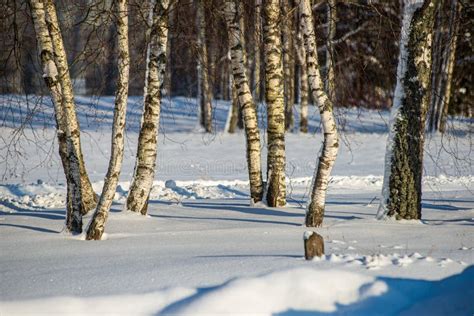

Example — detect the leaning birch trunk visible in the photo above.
[300,0,339,227]
[87,0,130,240]
[282,0,295,131]
[325,0,336,99]
[438,0,460,133]
[29,0,68,178]
[43,0,97,217]
[196,0,212,133]
[377,0,436,220]
[263,0,286,207]
[252,0,262,102]
[296,15,309,133]
[224,0,264,204]
[126,0,169,215]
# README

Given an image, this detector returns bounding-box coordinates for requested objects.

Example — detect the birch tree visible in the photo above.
[427,0,461,133]
[296,13,308,133]
[224,0,264,204]
[87,0,130,240]
[196,0,212,133]
[282,0,295,131]
[299,0,339,227]
[325,0,336,99]
[126,0,169,215]
[263,0,286,207]
[252,0,263,102]
[29,0,97,233]
[378,0,437,220]
[43,0,98,218]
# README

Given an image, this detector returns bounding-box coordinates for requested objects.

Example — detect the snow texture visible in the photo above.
[0,96,472,314]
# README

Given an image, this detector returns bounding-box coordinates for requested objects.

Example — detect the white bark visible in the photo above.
[87,0,130,240]
[325,0,336,99]
[252,0,262,102]
[296,13,308,133]
[263,0,286,207]
[224,0,264,204]
[299,0,339,227]
[126,0,169,215]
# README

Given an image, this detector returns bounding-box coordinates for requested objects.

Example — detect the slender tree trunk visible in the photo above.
[439,0,460,133]
[325,0,336,99]
[427,0,443,132]
[236,8,246,131]
[228,74,240,133]
[87,0,130,240]
[300,0,339,227]
[224,0,264,204]
[296,13,308,133]
[378,0,436,220]
[126,0,169,215]
[29,0,68,174]
[282,0,295,131]
[30,0,97,233]
[164,1,174,97]
[43,0,97,217]
[263,0,286,207]
[252,0,262,102]
[196,0,212,132]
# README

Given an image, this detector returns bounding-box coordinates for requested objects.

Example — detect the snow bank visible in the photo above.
[3,266,473,315]
[161,268,387,315]
[1,175,471,211]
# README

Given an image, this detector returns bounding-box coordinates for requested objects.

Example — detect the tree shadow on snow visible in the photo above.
[0,223,60,234]
[421,202,472,211]
[195,254,301,259]
[0,209,64,220]
[149,214,301,227]
[181,201,303,218]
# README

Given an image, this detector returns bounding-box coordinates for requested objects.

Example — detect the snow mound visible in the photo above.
[161,268,387,315]
[2,266,473,315]
[1,175,471,211]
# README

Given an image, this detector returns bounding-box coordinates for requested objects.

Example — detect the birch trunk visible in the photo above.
[252,0,262,102]
[196,0,212,133]
[296,14,309,133]
[378,0,436,220]
[30,0,97,233]
[325,0,336,99]
[228,74,240,133]
[43,0,97,218]
[224,0,264,204]
[126,0,169,215]
[427,0,443,132]
[87,0,130,240]
[299,0,339,227]
[29,0,68,174]
[438,0,460,133]
[263,0,286,207]
[282,0,295,131]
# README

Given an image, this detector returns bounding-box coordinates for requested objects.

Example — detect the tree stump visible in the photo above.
[304,231,324,260]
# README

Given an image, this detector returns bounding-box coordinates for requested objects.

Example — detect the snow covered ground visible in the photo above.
[0,95,473,315]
